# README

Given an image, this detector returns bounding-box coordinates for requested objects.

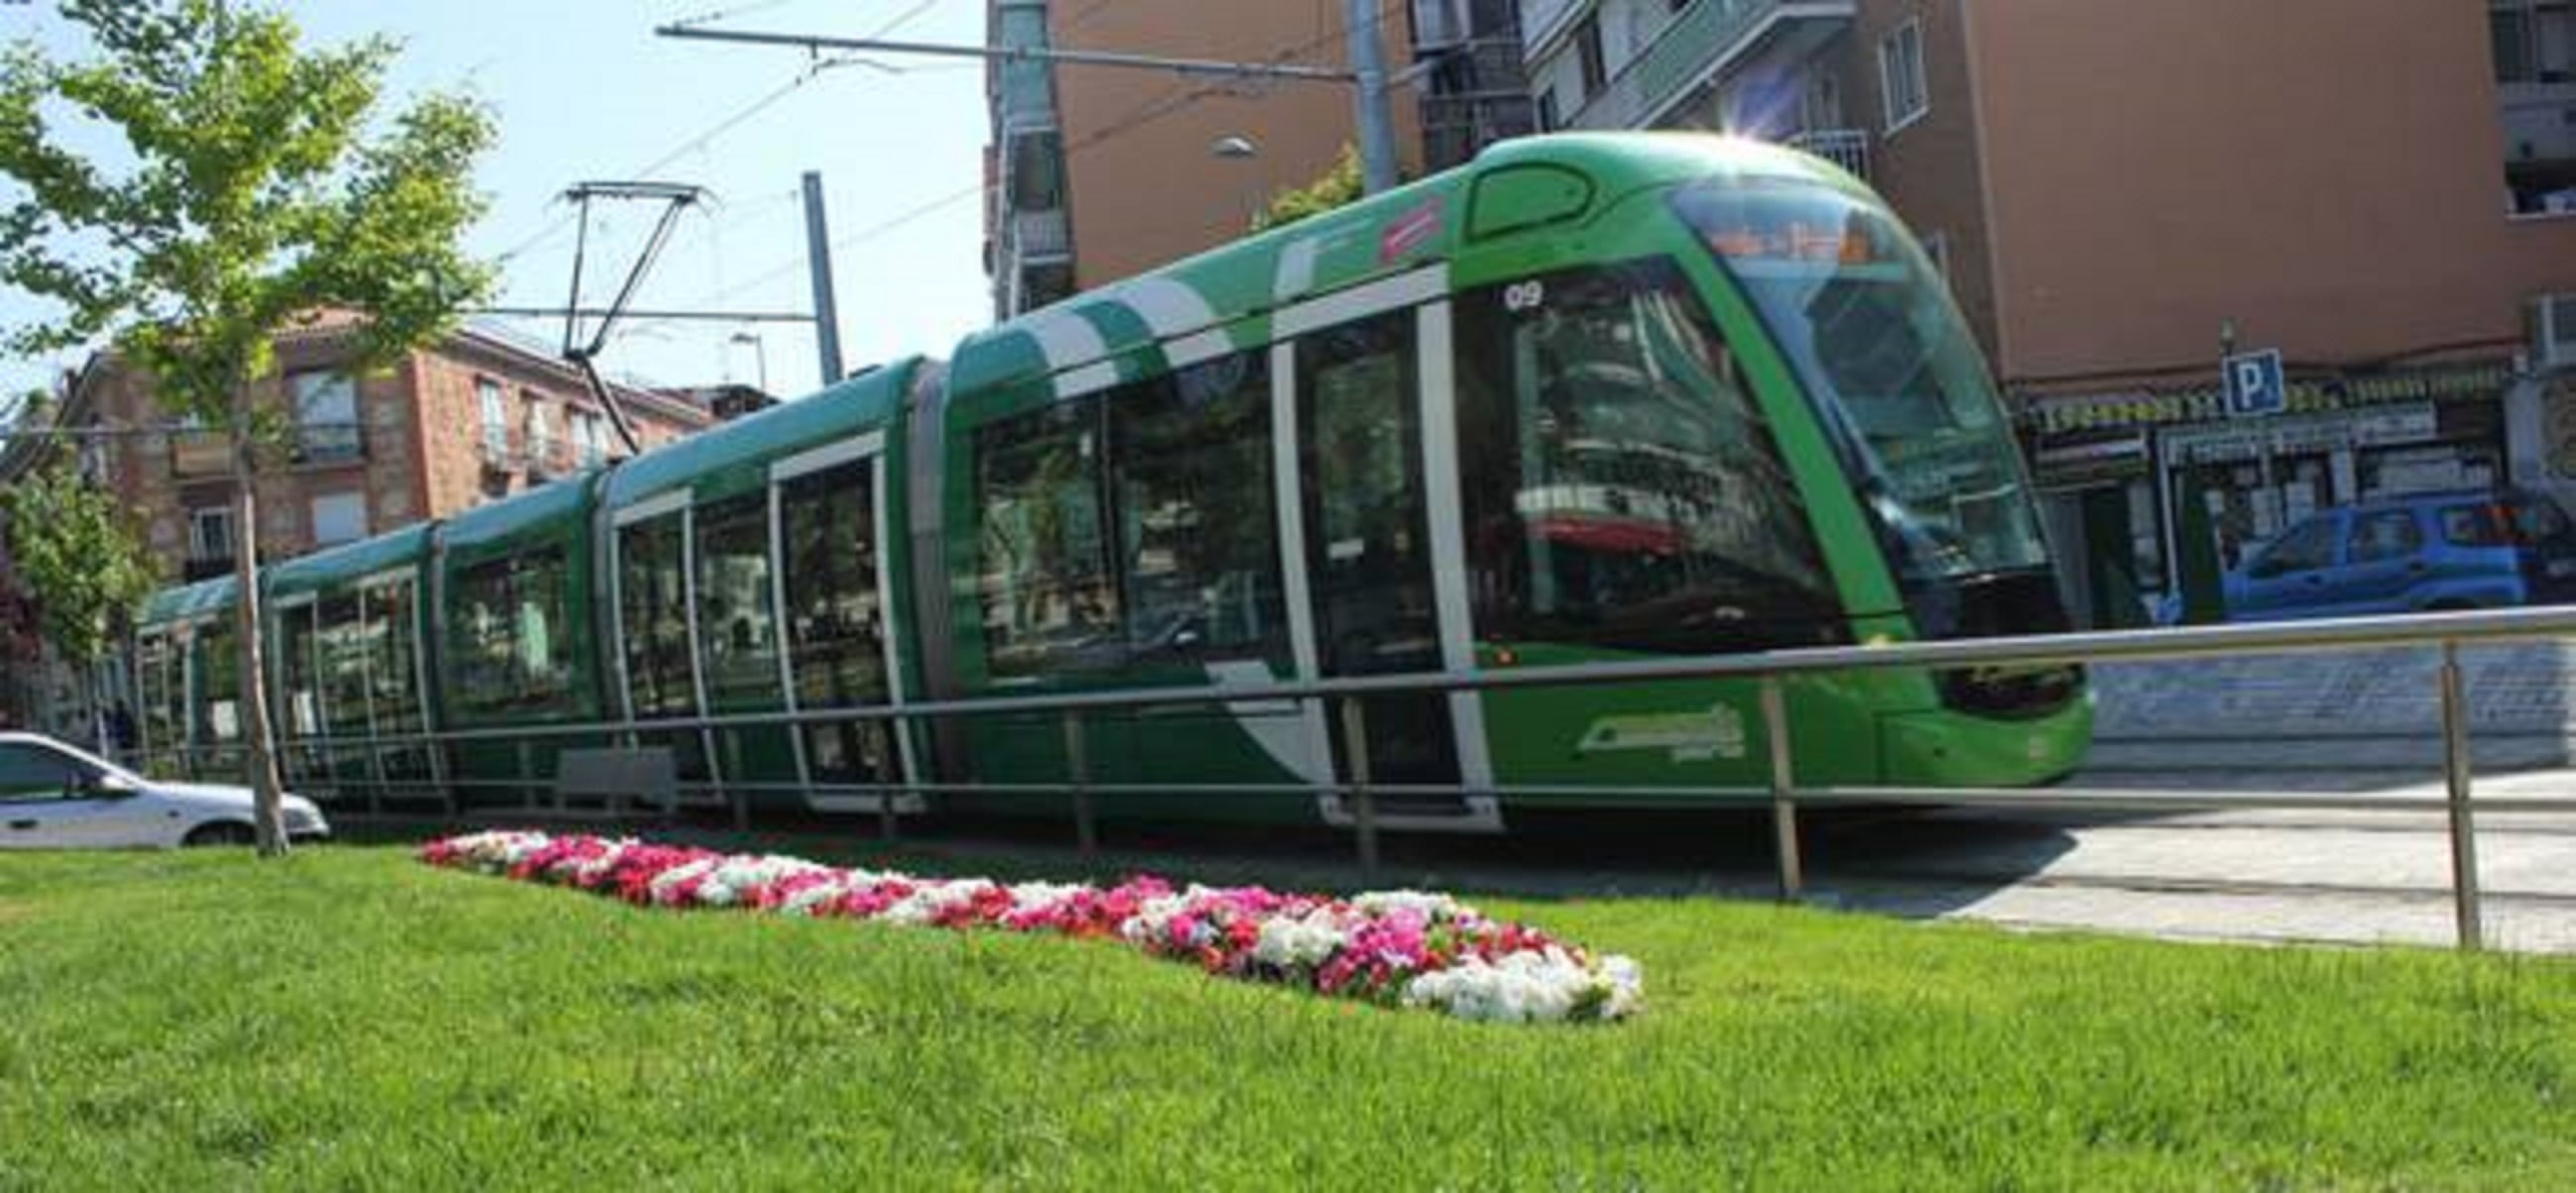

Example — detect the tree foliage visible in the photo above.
[1,465,156,665]
[0,0,497,854]
[1253,145,1363,233]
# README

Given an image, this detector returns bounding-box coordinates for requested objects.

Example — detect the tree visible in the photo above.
[2,463,157,670]
[0,0,496,855]
[1252,145,1363,233]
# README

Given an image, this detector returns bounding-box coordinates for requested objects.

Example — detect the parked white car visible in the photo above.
[0,731,329,849]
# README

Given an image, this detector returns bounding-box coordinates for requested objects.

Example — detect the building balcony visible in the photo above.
[1784,128,1870,182]
[167,429,230,479]
[291,421,367,466]
[1565,0,1855,132]
[1012,207,1071,263]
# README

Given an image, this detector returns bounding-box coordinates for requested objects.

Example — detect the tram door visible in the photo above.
[770,436,915,813]
[612,499,718,808]
[1275,279,1498,828]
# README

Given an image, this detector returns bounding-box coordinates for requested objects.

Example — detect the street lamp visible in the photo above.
[1212,135,1260,231]
[728,330,769,394]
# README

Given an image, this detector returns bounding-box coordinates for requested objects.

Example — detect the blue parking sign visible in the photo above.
[2223,349,2286,418]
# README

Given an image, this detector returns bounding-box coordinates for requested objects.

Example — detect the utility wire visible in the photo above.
[490,0,945,268]
[619,4,1407,344]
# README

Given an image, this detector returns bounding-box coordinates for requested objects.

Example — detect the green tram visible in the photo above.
[128,133,2091,831]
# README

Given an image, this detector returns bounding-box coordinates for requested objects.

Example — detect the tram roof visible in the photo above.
[944,132,1846,397]
[138,574,236,629]
[599,358,919,510]
[436,470,599,554]
[266,522,433,599]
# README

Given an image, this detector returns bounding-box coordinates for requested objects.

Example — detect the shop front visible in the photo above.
[2022,359,2518,624]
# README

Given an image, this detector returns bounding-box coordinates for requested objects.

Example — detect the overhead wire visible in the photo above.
[617,1,1406,346]
[489,0,946,270]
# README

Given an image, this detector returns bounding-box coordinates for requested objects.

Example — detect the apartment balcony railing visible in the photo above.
[292,422,366,466]
[1012,207,1071,263]
[1567,0,1855,132]
[167,429,231,479]
[1784,128,1870,182]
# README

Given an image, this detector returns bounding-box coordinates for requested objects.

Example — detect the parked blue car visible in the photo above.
[2177,489,2576,623]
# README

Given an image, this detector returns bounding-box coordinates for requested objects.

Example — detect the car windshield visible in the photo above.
[1672,178,2052,588]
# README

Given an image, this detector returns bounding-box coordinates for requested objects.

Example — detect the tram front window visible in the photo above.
[1674,179,2053,604]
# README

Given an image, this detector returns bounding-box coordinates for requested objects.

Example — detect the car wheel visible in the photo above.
[181,820,257,847]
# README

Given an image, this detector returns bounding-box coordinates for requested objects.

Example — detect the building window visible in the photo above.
[309,491,367,547]
[289,372,363,464]
[570,411,602,468]
[187,505,235,564]
[1573,14,1607,101]
[523,393,554,464]
[2490,2,2574,84]
[1878,19,1928,133]
[1537,88,1561,133]
[476,378,508,458]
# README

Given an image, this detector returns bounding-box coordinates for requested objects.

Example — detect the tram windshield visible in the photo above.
[1674,178,2051,590]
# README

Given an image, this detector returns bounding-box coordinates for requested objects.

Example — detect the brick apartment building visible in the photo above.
[73,314,709,583]
[984,0,1535,320]
[0,314,715,733]
[1521,0,2576,622]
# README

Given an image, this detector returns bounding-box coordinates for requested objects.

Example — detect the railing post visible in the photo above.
[1064,709,1098,858]
[878,715,904,843]
[2438,641,2485,951]
[1338,696,1379,879]
[1761,675,1804,903]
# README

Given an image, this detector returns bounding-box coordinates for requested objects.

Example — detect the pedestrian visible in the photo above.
[109,701,138,755]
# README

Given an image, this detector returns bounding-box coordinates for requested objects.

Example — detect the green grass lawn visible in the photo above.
[2,844,2572,1190]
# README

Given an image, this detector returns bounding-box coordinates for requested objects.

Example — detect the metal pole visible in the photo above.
[2438,641,2485,951]
[1342,0,1401,194]
[879,717,905,843]
[1064,709,1098,858]
[1761,676,1804,902]
[1338,697,1379,877]
[801,171,846,384]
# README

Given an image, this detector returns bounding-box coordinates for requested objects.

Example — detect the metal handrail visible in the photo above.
[135,604,2576,952]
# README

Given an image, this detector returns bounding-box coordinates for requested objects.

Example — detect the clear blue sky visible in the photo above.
[0,0,996,406]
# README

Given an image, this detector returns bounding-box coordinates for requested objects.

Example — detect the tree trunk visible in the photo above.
[230,392,289,858]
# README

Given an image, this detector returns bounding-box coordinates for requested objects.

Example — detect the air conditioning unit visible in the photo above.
[2533,293,2576,373]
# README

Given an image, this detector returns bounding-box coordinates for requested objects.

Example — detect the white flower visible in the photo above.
[880,879,996,925]
[1351,890,1469,922]
[1251,908,1348,969]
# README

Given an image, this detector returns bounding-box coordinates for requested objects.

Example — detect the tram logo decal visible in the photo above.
[1576,705,1748,762]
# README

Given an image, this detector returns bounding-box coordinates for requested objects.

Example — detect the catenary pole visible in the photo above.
[803,171,846,385]
[1342,0,1400,194]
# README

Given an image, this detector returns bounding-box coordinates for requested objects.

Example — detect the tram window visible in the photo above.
[450,549,575,716]
[1454,257,1840,653]
[370,582,425,731]
[277,604,321,737]
[975,395,1120,676]
[137,633,179,754]
[695,492,782,706]
[1110,353,1288,663]
[198,621,242,742]
[319,593,372,735]
[1299,311,1441,678]
[617,516,697,717]
[781,460,896,782]
[782,462,887,703]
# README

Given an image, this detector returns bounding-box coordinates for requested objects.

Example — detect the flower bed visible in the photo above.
[420,831,1643,1024]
